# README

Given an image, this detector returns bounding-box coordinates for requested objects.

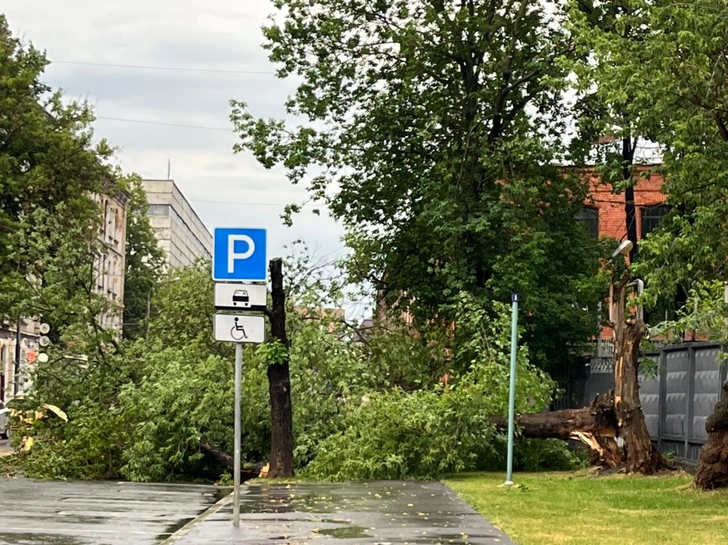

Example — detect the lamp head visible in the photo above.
[611,239,633,259]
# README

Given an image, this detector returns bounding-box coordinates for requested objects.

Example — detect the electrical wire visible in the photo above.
[53,60,275,76]
[95,116,232,132]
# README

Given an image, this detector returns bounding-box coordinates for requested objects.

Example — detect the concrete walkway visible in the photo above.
[171,481,514,545]
[0,478,220,544]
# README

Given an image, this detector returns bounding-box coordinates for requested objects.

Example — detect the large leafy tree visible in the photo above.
[232,0,602,374]
[0,15,113,318]
[568,0,728,482]
[620,0,728,488]
[122,176,165,340]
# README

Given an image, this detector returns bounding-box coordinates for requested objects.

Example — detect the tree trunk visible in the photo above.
[493,392,622,468]
[199,442,265,481]
[694,380,728,489]
[621,136,639,264]
[266,258,295,478]
[488,273,672,474]
[610,272,671,474]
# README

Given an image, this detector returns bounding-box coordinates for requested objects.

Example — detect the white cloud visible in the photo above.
[3,0,346,268]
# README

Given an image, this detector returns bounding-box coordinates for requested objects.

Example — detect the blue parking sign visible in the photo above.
[212,228,267,281]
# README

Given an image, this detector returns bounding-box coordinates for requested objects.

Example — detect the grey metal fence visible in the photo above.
[584,342,728,461]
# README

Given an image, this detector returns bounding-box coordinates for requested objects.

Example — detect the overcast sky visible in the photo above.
[3,0,347,266]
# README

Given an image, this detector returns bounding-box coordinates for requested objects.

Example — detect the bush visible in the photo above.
[478,436,588,472]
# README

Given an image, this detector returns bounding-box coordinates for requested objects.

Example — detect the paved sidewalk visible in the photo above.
[172,481,514,544]
[0,477,220,544]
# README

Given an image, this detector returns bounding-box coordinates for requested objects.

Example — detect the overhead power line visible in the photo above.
[190,198,314,207]
[96,116,232,132]
[53,60,276,76]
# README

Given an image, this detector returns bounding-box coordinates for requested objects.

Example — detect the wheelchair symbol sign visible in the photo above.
[214,314,265,343]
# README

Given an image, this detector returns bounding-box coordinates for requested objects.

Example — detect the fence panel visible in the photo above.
[663,349,690,441]
[691,346,722,443]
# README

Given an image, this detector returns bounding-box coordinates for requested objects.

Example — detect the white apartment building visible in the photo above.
[141,179,212,268]
[93,189,129,334]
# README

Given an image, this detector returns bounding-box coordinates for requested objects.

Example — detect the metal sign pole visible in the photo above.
[505,293,519,487]
[233,342,242,526]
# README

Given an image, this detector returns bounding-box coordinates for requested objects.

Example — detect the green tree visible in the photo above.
[122,176,165,340]
[231,0,602,375]
[610,0,728,488]
[0,15,114,318]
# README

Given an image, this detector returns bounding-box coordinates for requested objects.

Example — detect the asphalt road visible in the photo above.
[0,478,221,545]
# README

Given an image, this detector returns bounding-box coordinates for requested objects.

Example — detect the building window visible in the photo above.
[148,204,170,216]
[576,206,599,239]
[641,205,670,239]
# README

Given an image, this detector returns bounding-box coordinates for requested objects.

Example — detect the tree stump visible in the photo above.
[695,380,728,489]
[610,271,672,474]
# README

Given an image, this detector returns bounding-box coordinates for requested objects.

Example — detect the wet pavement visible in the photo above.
[0,477,220,544]
[175,481,514,545]
[0,479,513,544]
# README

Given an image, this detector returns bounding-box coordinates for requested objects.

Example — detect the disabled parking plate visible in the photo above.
[214,314,266,343]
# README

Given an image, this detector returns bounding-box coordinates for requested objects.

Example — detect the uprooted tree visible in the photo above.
[503,269,671,474]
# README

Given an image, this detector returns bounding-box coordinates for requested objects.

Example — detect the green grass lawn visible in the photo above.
[445,471,728,545]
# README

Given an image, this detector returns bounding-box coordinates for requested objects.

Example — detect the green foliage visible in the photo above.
[232,0,603,374]
[147,260,231,357]
[122,176,165,340]
[257,340,289,367]
[476,435,588,472]
[567,0,728,342]
[302,300,555,480]
[14,248,563,483]
[118,343,240,481]
[512,438,588,472]
[0,15,115,319]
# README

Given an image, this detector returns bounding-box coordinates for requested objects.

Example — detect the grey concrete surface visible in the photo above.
[175,481,514,545]
[0,440,12,457]
[0,477,220,545]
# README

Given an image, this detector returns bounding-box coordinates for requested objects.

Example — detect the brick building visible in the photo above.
[576,164,667,247]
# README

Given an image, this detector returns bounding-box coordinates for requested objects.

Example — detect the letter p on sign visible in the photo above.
[213,228,267,282]
[228,235,255,273]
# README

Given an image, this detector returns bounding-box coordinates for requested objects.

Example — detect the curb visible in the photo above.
[159,490,233,545]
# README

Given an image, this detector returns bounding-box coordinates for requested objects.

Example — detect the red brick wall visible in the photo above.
[580,165,666,241]
[578,165,668,341]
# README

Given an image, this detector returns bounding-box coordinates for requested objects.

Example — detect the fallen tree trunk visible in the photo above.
[694,380,728,490]
[512,394,617,440]
[493,392,622,468]
[199,442,266,481]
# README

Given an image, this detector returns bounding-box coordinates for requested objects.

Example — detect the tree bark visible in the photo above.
[610,271,671,474]
[493,392,622,468]
[694,380,728,489]
[199,442,265,481]
[266,258,295,478]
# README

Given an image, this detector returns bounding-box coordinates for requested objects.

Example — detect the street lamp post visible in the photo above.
[505,292,519,487]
